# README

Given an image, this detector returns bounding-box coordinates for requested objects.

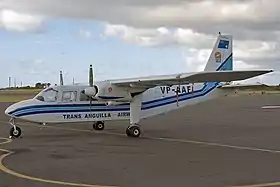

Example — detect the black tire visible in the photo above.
[93,121,104,130]
[9,126,21,138]
[126,128,131,136]
[126,125,141,138]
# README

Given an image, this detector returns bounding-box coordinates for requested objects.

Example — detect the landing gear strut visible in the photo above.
[93,121,105,130]
[126,93,142,138]
[9,118,22,138]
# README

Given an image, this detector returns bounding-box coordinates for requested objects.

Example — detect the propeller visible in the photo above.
[60,70,64,86]
[89,64,94,87]
[89,64,94,111]
[83,65,98,97]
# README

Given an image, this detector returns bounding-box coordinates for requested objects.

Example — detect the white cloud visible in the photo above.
[103,23,279,72]
[1,0,280,84]
[0,9,45,32]
[181,48,211,72]
[78,28,93,39]
[1,0,280,32]
[234,60,260,70]
[103,23,213,48]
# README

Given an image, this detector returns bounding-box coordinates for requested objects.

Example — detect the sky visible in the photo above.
[0,0,280,88]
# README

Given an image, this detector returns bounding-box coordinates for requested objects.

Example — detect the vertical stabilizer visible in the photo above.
[204,33,233,71]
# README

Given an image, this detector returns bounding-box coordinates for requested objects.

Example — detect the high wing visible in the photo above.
[109,70,273,89]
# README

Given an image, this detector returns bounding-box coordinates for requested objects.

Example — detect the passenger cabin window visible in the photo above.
[62,91,77,102]
[35,88,58,102]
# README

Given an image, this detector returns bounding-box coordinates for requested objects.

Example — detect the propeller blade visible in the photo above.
[60,70,64,86]
[89,64,93,87]
[89,64,94,112]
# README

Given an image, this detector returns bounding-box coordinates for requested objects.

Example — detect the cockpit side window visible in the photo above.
[35,88,58,102]
[62,91,77,102]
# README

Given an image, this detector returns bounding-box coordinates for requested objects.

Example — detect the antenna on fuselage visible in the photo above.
[60,70,64,86]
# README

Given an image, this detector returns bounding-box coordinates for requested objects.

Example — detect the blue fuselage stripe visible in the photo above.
[14,83,218,117]
[9,84,207,116]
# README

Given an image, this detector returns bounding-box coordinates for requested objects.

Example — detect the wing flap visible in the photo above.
[110,70,273,89]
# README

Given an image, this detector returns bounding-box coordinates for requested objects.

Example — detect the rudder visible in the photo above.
[204,33,233,72]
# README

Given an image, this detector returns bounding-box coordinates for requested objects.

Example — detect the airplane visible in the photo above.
[4,33,273,139]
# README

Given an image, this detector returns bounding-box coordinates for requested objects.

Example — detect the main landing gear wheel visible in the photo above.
[93,121,105,131]
[126,125,141,138]
[9,126,21,138]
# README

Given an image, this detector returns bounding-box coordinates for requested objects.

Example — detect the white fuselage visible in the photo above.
[5,81,225,124]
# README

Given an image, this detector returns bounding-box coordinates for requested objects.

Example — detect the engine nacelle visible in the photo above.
[83,81,133,101]
[84,86,98,97]
[101,85,133,101]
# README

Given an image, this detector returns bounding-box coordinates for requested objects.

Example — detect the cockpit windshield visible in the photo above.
[35,87,58,102]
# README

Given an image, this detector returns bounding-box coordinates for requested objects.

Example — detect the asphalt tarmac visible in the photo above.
[1,95,280,187]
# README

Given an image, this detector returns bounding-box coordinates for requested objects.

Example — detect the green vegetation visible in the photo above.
[222,84,280,91]
[224,85,280,94]
[221,84,280,97]
[0,95,35,102]
[0,88,41,102]
[0,88,42,93]
[0,84,280,102]
[0,81,52,102]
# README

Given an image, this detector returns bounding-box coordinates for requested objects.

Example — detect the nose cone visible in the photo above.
[5,99,35,118]
[5,103,16,117]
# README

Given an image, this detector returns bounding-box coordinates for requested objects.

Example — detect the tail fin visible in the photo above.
[204,33,233,72]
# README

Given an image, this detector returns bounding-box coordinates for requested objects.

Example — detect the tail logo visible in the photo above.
[215,52,221,63]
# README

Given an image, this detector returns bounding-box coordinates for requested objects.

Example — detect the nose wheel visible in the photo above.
[9,126,21,138]
[8,118,22,138]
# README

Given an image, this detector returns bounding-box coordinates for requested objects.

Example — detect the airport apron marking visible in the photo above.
[0,137,116,187]
[2,119,280,187]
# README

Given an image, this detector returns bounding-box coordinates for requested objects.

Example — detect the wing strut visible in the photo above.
[176,86,179,107]
[130,94,142,125]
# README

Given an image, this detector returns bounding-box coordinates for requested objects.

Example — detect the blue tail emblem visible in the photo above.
[218,40,229,49]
